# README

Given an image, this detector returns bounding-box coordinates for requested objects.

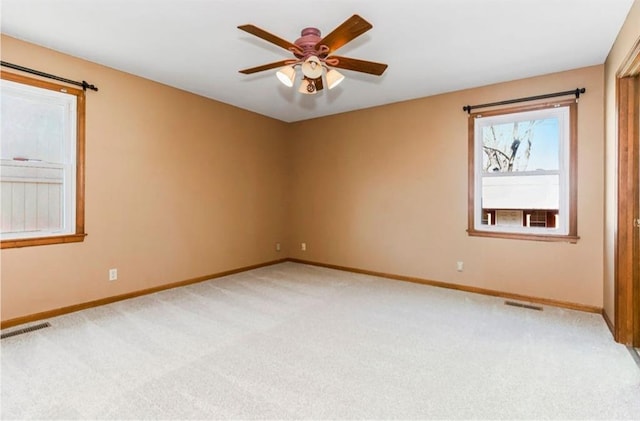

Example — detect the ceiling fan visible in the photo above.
[238,14,388,94]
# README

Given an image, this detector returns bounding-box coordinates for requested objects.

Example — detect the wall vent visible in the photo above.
[1,322,51,340]
[504,300,543,311]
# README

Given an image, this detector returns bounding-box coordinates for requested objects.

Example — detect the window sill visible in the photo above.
[467,229,579,243]
[1,233,87,249]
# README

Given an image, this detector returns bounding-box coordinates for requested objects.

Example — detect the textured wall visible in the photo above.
[287,65,605,307]
[0,35,289,321]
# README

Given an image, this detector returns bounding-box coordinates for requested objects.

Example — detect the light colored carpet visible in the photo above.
[1,262,639,420]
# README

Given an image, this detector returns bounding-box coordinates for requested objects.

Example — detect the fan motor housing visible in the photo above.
[294,28,325,59]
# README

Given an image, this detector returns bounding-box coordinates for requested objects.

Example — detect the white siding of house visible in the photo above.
[482,174,559,210]
[1,160,64,234]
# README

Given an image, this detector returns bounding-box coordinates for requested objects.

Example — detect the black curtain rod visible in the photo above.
[1,61,98,92]
[463,88,585,114]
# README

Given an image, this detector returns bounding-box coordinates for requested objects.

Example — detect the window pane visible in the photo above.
[482,117,559,173]
[482,174,559,210]
[0,162,65,234]
[1,92,66,164]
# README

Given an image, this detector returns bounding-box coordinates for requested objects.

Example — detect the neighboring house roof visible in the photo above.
[482,174,559,210]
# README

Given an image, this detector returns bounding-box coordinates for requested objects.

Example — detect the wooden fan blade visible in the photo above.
[238,24,301,53]
[330,56,388,76]
[239,60,292,74]
[317,14,373,54]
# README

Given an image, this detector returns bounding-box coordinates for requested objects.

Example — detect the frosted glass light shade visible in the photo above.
[326,69,345,89]
[301,56,322,79]
[276,66,295,87]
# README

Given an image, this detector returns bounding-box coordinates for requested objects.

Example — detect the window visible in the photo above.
[467,99,578,242]
[1,72,86,248]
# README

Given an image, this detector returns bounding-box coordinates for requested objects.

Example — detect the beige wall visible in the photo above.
[0,30,615,322]
[603,1,640,325]
[288,65,605,308]
[0,35,289,321]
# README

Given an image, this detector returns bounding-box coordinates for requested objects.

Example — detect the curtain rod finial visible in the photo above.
[81,81,98,92]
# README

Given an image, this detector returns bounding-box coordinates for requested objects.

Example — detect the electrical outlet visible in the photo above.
[456,261,464,272]
[301,242,306,251]
[275,242,281,252]
[109,268,118,281]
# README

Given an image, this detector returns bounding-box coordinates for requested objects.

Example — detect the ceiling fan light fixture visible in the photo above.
[326,69,345,89]
[238,15,388,96]
[301,56,323,79]
[276,66,296,87]
[298,79,317,95]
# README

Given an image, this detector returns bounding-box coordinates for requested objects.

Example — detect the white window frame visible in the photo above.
[467,99,579,243]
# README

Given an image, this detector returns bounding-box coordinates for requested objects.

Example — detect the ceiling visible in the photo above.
[0,0,634,123]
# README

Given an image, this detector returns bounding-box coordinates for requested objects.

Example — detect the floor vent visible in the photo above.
[504,301,543,311]
[1,322,51,340]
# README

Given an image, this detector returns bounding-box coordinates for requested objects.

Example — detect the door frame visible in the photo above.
[615,37,640,346]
